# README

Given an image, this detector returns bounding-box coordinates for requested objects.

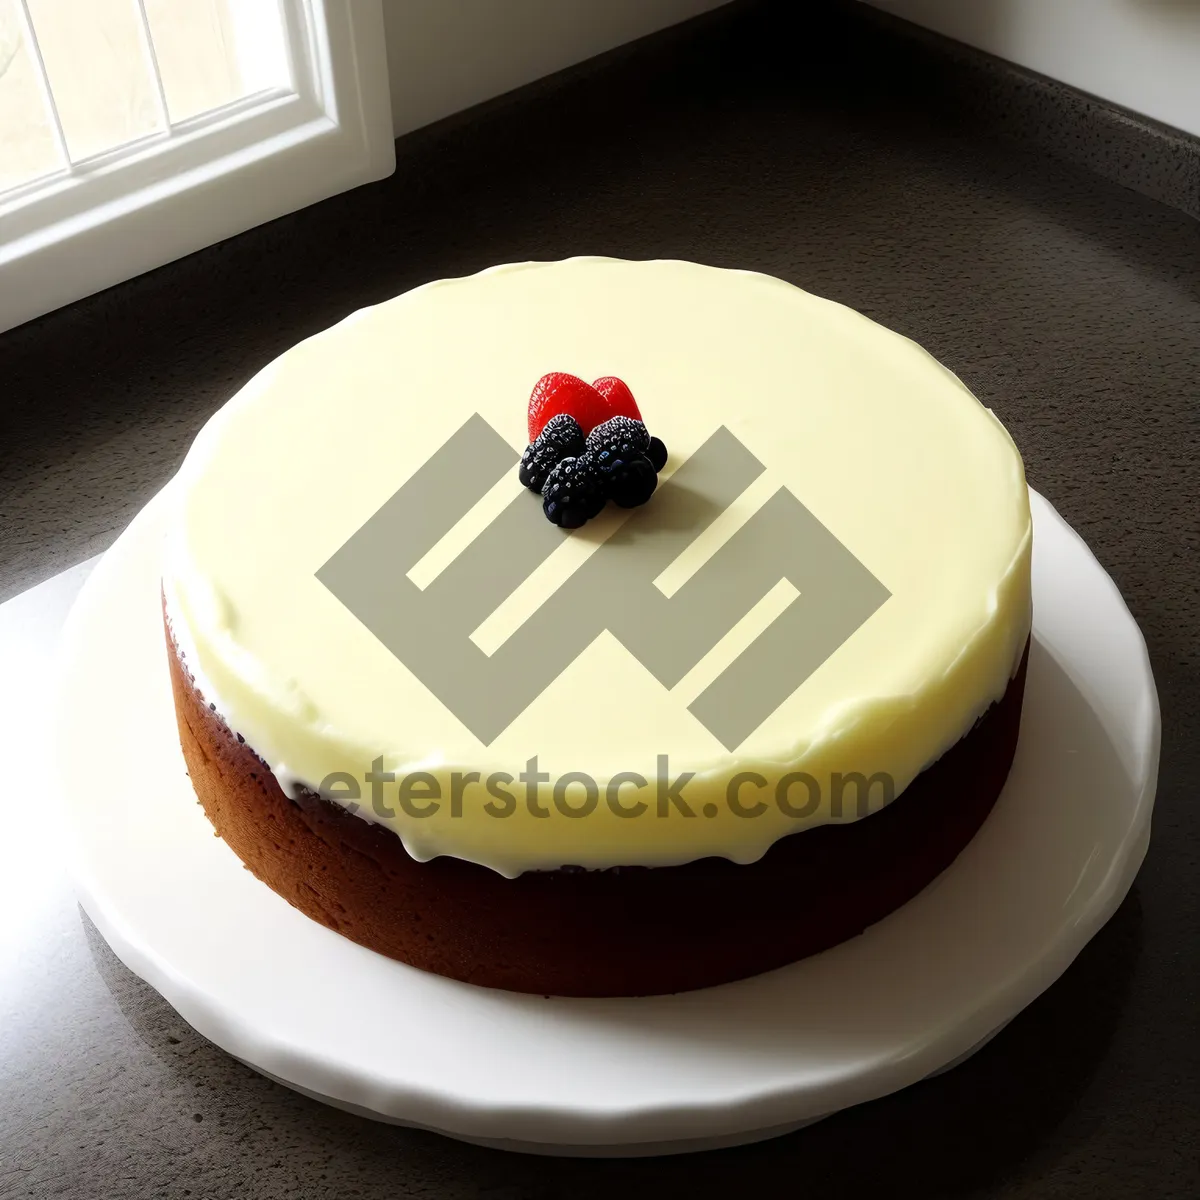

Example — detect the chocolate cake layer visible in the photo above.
[168,621,1027,997]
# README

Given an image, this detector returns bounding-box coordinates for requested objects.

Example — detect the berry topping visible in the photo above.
[528,373,610,441]
[518,413,585,492]
[542,455,608,528]
[601,453,658,508]
[592,376,642,423]
[522,375,660,523]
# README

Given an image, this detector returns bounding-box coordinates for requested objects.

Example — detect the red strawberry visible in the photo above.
[593,376,642,423]
[528,373,610,440]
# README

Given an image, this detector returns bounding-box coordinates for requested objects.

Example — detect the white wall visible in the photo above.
[859,0,1200,138]
[382,0,732,136]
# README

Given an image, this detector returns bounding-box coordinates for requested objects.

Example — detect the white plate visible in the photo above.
[54,486,1159,1156]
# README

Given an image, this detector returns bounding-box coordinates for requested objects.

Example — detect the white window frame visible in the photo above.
[0,0,395,334]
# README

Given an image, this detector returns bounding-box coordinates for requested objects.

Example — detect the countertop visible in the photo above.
[1,3,1196,1196]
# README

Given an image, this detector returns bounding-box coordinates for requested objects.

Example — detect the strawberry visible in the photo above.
[593,376,642,423]
[527,373,610,440]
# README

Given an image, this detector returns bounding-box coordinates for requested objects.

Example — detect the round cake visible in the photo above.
[163,258,1032,996]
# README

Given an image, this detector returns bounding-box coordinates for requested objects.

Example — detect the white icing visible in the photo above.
[163,258,1032,877]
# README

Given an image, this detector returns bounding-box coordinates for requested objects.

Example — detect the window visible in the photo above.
[0,0,394,333]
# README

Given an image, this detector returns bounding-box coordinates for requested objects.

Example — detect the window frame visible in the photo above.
[0,0,395,333]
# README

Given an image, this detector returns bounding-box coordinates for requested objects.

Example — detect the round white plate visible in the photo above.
[54,487,1159,1156]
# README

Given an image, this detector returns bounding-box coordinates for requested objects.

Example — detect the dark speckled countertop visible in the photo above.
[1,2,1196,1196]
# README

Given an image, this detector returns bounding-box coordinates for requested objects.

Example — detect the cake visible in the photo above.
[163,258,1032,996]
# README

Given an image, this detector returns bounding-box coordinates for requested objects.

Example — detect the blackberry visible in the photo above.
[518,413,585,492]
[542,455,607,528]
[584,416,658,508]
[646,436,668,472]
[585,415,650,464]
[603,453,657,508]
[518,443,561,493]
[540,412,587,453]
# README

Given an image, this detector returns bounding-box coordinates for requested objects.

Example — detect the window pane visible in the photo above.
[0,1,65,192]
[27,0,163,162]
[142,0,248,124]
[144,0,291,124]
[223,0,292,96]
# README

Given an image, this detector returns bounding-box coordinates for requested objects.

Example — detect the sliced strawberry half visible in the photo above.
[528,373,610,440]
[593,376,642,423]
